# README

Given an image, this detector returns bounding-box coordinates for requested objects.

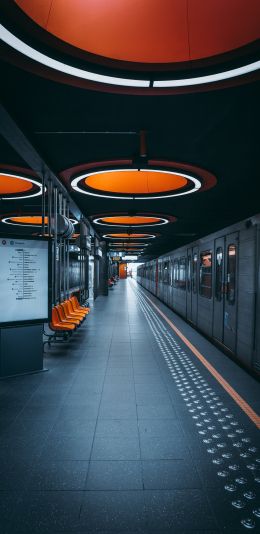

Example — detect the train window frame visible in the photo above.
[227,244,236,305]
[215,247,223,301]
[192,252,198,294]
[163,260,169,284]
[179,256,187,291]
[173,258,179,288]
[187,255,191,292]
[199,250,212,299]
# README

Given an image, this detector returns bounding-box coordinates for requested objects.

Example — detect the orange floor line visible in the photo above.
[145,293,260,429]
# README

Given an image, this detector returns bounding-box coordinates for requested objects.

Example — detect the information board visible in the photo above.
[0,237,50,325]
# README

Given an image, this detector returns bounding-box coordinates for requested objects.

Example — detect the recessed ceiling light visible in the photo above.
[71,168,201,199]
[0,173,43,199]
[93,215,169,226]
[1,24,259,90]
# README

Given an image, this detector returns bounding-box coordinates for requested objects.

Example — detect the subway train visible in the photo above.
[137,215,260,374]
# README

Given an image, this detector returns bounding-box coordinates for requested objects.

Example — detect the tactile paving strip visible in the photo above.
[131,281,260,531]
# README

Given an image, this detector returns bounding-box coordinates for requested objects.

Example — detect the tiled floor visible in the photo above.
[0,279,259,533]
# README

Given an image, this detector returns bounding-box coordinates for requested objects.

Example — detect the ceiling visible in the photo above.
[0,2,259,260]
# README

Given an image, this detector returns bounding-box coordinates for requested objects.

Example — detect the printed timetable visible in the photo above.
[0,238,49,324]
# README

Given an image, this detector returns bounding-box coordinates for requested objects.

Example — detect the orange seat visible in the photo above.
[66,299,86,319]
[70,296,89,315]
[61,301,84,322]
[56,304,80,326]
[50,308,75,331]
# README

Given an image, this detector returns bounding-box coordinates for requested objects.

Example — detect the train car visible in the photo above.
[137,215,260,374]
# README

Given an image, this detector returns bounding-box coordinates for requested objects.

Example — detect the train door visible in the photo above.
[155,260,159,296]
[213,237,225,341]
[223,233,238,352]
[187,249,192,321]
[191,247,198,324]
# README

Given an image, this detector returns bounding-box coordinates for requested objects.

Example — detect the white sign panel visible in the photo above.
[0,237,49,324]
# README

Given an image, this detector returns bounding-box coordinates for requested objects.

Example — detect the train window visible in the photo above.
[215,247,223,301]
[163,261,169,283]
[159,262,163,282]
[199,251,212,298]
[173,259,179,288]
[227,244,236,304]
[179,257,187,290]
[192,253,198,293]
[187,256,191,292]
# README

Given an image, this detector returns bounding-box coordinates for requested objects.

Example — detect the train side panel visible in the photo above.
[137,216,260,373]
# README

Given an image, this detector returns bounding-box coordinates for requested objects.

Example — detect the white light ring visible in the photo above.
[0,173,43,199]
[109,243,148,247]
[0,25,149,88]
[71,168,201,199]
[0,24,259,89]
[1,216,77,226]
[93,216,169,227]
[103,234,156,240]
[154,60,260,87]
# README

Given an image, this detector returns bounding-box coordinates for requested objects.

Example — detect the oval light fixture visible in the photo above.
[109,242,148,247]
[0,173,43,199]
[1,18,259,93]
[93,215,169,226]
[103,233,155,239]
[1,215,78,226]
[71,168,201,200]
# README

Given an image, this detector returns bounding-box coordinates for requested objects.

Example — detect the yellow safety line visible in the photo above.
[143,291,260,429]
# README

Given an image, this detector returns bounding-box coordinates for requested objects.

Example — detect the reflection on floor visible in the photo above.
[0,279,259,533]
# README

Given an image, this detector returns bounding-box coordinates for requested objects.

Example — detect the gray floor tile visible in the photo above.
[86,460,143,490]
[138,419,184,438]
[140,435,190,460]
[137,404,177,419]
[144,489,218,531]
[79,490,146,531]
[30,460,89,490]
[11,491,83,533]
[99,402,137,419]
[96,418,139,437]
[40,431,94,460]
[91,436,140,460]
[142,459,201,489]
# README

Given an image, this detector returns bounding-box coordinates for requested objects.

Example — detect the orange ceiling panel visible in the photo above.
[106,233,151,238]
[15,0,260,63]
[15,0,53,27]
[85,171,187,194]
[188,0,260,60]
[9,216,48,225]
[101,216,161,225]
[0,175,33,194]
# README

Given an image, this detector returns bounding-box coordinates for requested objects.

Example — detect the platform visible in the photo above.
[0,279,259,533]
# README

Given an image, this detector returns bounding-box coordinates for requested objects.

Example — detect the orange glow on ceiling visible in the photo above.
[106,233,150,238]
[100,216,161,225]
[9,216,48,225]
[85,171,187,195]
[0,175,33,194]
[15,0,260,64]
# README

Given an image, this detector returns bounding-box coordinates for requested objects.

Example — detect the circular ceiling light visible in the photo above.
[4,2,259,94]
[0,173,43,199]
[93,215,169,226]
[1,215,78,226]
[71,168,201,200]
[109,242,148,247]
[104,233,155,239]
[14,0,260,64]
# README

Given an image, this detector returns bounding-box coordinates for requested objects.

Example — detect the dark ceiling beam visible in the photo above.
[0,102,89,225]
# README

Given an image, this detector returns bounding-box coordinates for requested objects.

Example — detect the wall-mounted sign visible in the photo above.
[0,236,50,326]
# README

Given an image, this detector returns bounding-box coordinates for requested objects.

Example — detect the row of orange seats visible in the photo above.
[50,296,90,333]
